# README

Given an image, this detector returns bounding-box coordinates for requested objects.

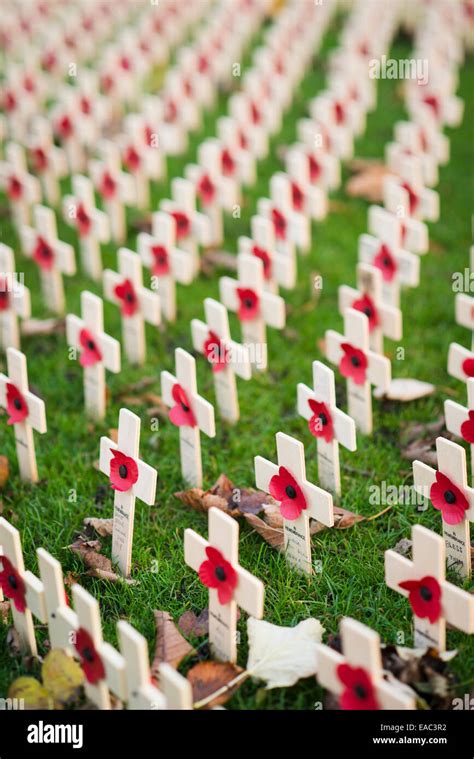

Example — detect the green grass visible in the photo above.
[0,19,473,709]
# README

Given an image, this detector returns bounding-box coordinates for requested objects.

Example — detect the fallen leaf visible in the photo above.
[83,517,113,538]
[175,473,271,517]
[108,428,118,443]
[282,327,299,342]
[6,626,21,656]
[178,609,210,638]
[187,660,244,708]
[42,649,84,705]
[0,599,10,624]
[8,677,53,709]
[317,338,326,354]
[243,513,286,550]
[0,456,9,488]
[200,249,237,276]
[393,538,412,557]
[151,611,195,678]
[115,376,156,398]
[381,645,458,710]
[69,536,135,583]
[21,318,65,337]
[345,162,392,202]
[374,379,435,401]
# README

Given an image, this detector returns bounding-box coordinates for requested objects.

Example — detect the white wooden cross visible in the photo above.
[137,211,194,322]
[123,112,165,183]
[0,243,31,351]
[117,620,166,710]
[103,247,161,366]
[216,116,257,187]
[0,347,47,482]
[286,141,340,192]
[66,291,121,420]
[238,214,296,294]
[219,253,286,373]
[255,432,334,574]
[297,361,356,496]
[445,378,474,485]
[359,205,420,308]
[63,175,110,282]
[0,142,41,227]
[316,617,415,709]
[28,117,68,207]
[368,204,429,257]
[448,342,474,385]
[413,436,473,578]
[191,297,251,424]
[160,177,212,276]
[385,139,438,189]
[20,204,76,315]
[257,174,311,262]
[325,308,391,435]
[393,119,449,167]
[99,408,157,577]
[383,154,439,223]
[36,548,77,653]
[120,133,151,211]
[281,151,328,220]
[159,662,193,710]
[385,524,474,651]
[161,347,215,488]
[51,104,86,174]
[455,291,474,352]
[338,263,403,354]
[90,140,136,244]
[184,506,264,662]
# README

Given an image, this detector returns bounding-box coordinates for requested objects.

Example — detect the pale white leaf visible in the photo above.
[373,378,435,401]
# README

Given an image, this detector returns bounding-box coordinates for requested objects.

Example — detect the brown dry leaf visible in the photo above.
[151,611,195,679]
[0,600,10,624]
[21,318,65,337]
[332,506,365,529]
[345,162,392,203]
[108,429,118,444]
[115,376,156,398]
[187,660,244,708]
[178,609,209,638]
[244,513,285,549]
[200,249,237,276]
[83,517,114,538]
[7,626,21,656]
[317,338,326,354]
[175,473,271,518]
[69,536,135,584]
[0,455,9,488]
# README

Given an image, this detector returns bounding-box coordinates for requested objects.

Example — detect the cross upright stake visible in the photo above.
[454,291,474,352]
[368,203,428,256]
[99,408,157,577]
[0,243,31,351]
[184,507,265,662]
[28,117,68,207]
[257,174,310,264]
[255,432,334,574]
[0,142,41,228]
[238,214,296,294]
[297,361,356,496]
[383,154,439,223]
[445,377,474,485]
[385,524,474,650]
[89,140,136,243]
[117,621,166,710]
[448,342,474,386]
[160,177,212,276]
[63,175,110,281]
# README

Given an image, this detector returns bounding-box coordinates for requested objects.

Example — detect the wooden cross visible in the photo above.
[0,141,41,227]
[385,524,474,651]
[297,361,356,496]
[393,119,449,167]
[280,153,328,220]
[184,506,264,662]
[137,210,194,322]
[359,205,420,307]
[413,436,473,578]
[159,662,193,710]
[384,154,439,223]
[228,92,269,160]
[89,139,136,244]
[338,262,402,354]
[28,116,67,207]
[191,297,251,424]
[103,247,161,366]
[66,291,121,420]
[0,347,47,482]
[161,347,215,488]
[368,203,428,256]
[63,175,110,282]
[255,432,334,574]
[219,253,286,373]
[216,116,257,187]
[123,112,165,183]
[455,291,474,352]
[386,139,438,189]
[448,342,474,386]
[316,617,415,709]
[100,408,157,577]
[238,214,296,294]
[445,378,474,485]
[257,174,311,262]
[20,204,76,315]
[0,243,31,351]
[325,308,391,435]
[286,141,340,192]
[117,621,166,709]
[160,177,212,275]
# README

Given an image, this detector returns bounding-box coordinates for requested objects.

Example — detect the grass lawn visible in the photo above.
[1,14,473,709]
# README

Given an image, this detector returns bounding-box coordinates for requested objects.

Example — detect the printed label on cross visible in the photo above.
[413,436,473,578]
[160,177,212,276]
[192,297,251,424]
[455,291,474,352]
[383,154,439,223]
[103,247,161,366]
[297,361,356,495]
[66,291,121,419]
[0,243,31,351]
[445,377,474,486]
[184,506,264,662]
[255,432,334,574]
[0,142,41,228]
[99,408,157,577]
[219,253,286,372]
[117,621,166,710]
[161,347,215,487]
[385,525,474,650]
[326,308,391,434]
[316,617,415,710]
[89,139,136,243]
[338,262,402,353]
[138,210,194,323]
[0,347,47,482]
[20,204,76,315]
[238,214,296,295]
[28,116,68,207]
[63,175,110,281]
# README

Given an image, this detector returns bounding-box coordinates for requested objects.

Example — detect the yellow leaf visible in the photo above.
[42,649,84,705]
[8,676,53,710]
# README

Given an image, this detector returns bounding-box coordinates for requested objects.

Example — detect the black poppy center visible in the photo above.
[119,464,128,479]
[181,402,190,413]
[319,412,328,426]
[244,297,253,309]
[125,292,135,303]
[8,574,18,590]
[354,684,367,700]
[383,257,391,267]
[351,356,360,367]
[364,307,372,317]
[215,566,226,582]
[285,485,297,499]
[444,489,456,504]
[420,585,432,602]
[0,291,7,299]
[40,244,51,259]
[82,647,95,663]
[13,398,22,410]
[87,340,95,351]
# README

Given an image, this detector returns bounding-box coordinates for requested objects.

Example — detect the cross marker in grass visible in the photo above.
[445,377,474,487]
[0,243,31,351]
[160,177,212,276]
[0,142,41,228]
[28,116,68,207]
[63,175,110,282]
[257,173,310,268]
[117,621,166,710]
[383,153,439,223]
[89,139,136,244]
[238,214,296,295]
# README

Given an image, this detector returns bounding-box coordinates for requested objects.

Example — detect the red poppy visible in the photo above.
[429,471,469,525]
[197,55,209,74]
[308,154,321,183]
[4,90,16,112]
[198,546,238,605]
[79,328,102,367]
[123,146,141,172]
[204,331,229,373]
[165,99,178,123]
[239,131,248,150]
[462,357,474,378]
[31,147,48,172]
[401,182,419,216]
[57,115,73,139]
[99,171,116,199]
[291,182,304,212]
[334,101,345,125]
[337,663,380,710]
[221,148,235,177]
[109,449,138,492]
[33,236,55,271]
[100,73,114,94]
[76,203,92,237]
[423,95,440,118]
[169,383,197,427]
[236,287,260,322]
[183,79,193,98]
[114,278,139,317]
[80,96,91,115]
[171,211,190,240]
[7,175,22,200]
[252,245,272,280]
[373,244,397,282]
[23,75,35,94]
[461,410,474,444]
[6,383,28,425]
[144,124,153,147]
[150,245,170,275]
[0,278,10,311]
[399,575,442,624]
[271,208,287,240]
[308,399,334,443]
[74,628,106,684]
[120,56,131,71]
[0,556,27,613]
[197,174,216,205]
[250,102,261,124]
[339,343,368,385]
[352,293,379,332]
[269,466,307,520]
